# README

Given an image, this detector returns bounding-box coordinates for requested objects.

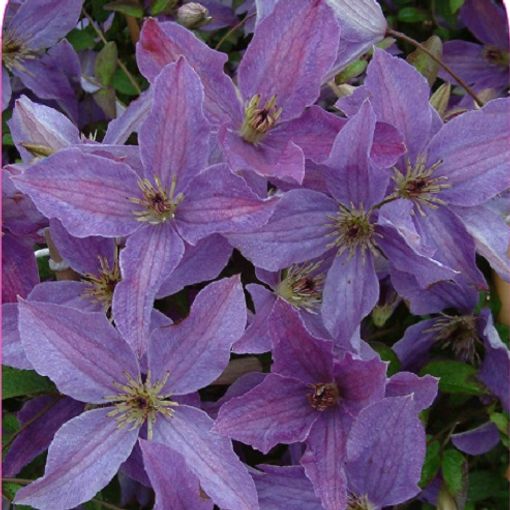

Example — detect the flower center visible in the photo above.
[2,35,36,72]
[130,176,184,224]
[82,252,121,315]
[327,204,377,257]
[308,383,339,411]
[426,314,481,364]
[105,371,178,440]
[393,155,450,215]
[277,262,325,313]
[482,45,510,68]
[347,494,376,510]
[240,94,282,144]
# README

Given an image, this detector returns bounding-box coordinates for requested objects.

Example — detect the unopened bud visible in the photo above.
[176,3,212,29]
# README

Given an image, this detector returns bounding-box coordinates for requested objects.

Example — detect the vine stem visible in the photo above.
[215,13,256,51]
[386,28,484,108]
[2,478,126,510]
[82,8,142,95]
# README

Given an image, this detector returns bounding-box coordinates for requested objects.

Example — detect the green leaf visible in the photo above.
[104,0,144,18]
[397,7,428,23]
[370,342,401,376]
[112,67,139,96]
[150,0,177,16]
[335,60,368,84]
[420,360,487,395]
[490,412,509,436]
[407,35,443,86]
[2,413,19,446]
[2,366,56,399]
[442,448,467,496]
[449,0,465,13]
[3,132,13,146]
[67,26,97,51]
[468,470,508,502]
[95,42,118,87]
[420,439,442,487]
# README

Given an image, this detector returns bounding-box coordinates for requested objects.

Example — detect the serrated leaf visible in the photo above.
[67,27,97,51]
[95,42,118,87]
[490,412,509,436]
[420,439,442,487]
[104,0,144,18]
[397,7,428,23]
[420,360,487,395]
[449,0,465,13]
[442,448,467,496]
[407,35,443,86]
[150,0,177,16]
[2,366,56,399]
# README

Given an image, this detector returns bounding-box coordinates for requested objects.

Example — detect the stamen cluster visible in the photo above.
[307,382,339,411]
[240,94,282,144]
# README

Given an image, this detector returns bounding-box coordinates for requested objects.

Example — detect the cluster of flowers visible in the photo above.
[2,0,509,509]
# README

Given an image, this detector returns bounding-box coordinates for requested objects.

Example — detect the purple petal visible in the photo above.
[346,396,426,507]
[12,148,141,238]
[366,49,432,161]
[3,303,31,369]
[227,189,336,271]
[3,396,84,477]
[7,0,82,49]
[137,18,241,125]
[392,319,437,370]
[14,408,139,510]
[139,439,213,510]
[18,300,140,403]
[112,224,185,357]
[270,300,333,384]
[139,58,210,191]
[29,280,102,312]
[157,235,232,298]
[322,250,379,342]
[214,373,319,453]
[9,95,79,163]
[176,164,277,244]
[385,372,439,411]
[238,0,340,121]
[253,465,322,510]
[427,101,510,206]
[301,411,349,510]
[452,422,500,455]
[154,405,259,510]
[371,121,407,168]
[149,276,246,394]
[460,0,509,48]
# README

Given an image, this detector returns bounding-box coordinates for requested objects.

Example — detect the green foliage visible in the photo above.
[407,35,442,85]
[95,41,118,87]
[104,0,144,18]
[67,26,97,51]
[112,67,140,96]
[150,0,177,16]
[420,439,441,487]
[370,342,401,376]
[420,360,487,395]
[442,448,467,496]
[397,7,428,23]
[2,367,56,400]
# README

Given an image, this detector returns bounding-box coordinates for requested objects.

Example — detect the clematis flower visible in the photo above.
[13,58,275,356]
[227,100,455,344]
[15,276,259,510]
[440,0,509,96]
[137,0,342,184]
[2,0,83,116]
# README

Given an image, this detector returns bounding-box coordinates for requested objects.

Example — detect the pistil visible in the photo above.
[240,94,282,144]
[308,383,339,411]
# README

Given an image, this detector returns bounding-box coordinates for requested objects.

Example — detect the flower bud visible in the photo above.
[176,3,212,29]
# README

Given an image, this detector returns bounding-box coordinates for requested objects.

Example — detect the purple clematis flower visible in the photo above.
[2,0,83,116]
[15,276,259,510]
[13,58,275,356]
[440,0,509,95]
[137,0,342,184]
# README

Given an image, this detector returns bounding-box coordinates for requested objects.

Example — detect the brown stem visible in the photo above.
[212,357,263,385]
[44,228,80,281]
[386,28,484,107]
[82,8,142,95]
[125,15,140,46]
[214,13,256,51]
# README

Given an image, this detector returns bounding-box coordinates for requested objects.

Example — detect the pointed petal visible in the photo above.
[149,276,246,394]
[112,224,184,357]
[3,396,84,477]
[366,49,432,161]
[157,235,232,298]
[322,250,379,342]
[139,439,213,510]
[12,148,141,238]
[427,102,510,206]
[139,58,210,191]
[271,300,334,384]
[301,412,349,510]
[137,18,241,125]
[18,300,140,403]
[451,422,500,456]
[386,372,439,411]
[227,189,336,271]
[214,374,319,453]
[154,405,259,510]
[176,164,277,244]
[346,396,426,507]
[14,408,139,510]
[392,319,437,370]
[460,0,509,48]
